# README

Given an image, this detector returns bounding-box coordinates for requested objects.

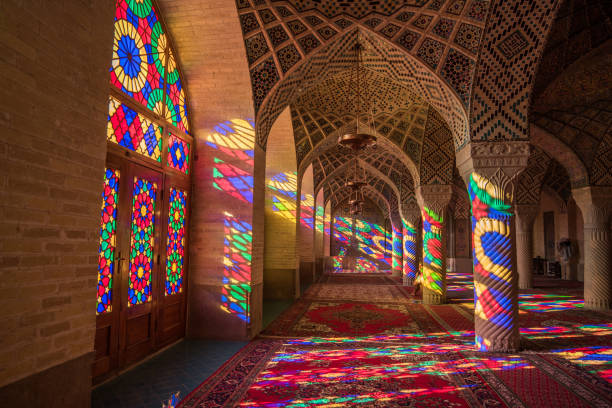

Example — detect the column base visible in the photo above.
[585,298,611,311]
[518,282,533,289]
[423,291,446,305]
[403,276,415,286]
[477,336,521,352]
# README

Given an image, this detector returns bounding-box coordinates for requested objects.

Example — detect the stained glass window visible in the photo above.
[167,134,190,174]
[128,177,157,306]
[166,49,190,133]
[108,97,163,161]
[97,168,120,314]
[166,188,187,295]
[111,0,166,115]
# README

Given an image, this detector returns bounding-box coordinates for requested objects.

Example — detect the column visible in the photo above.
[457,141,529,352]
[392,220,403,277]
[417,185,452,305]
[515,204,539,289]
[402,210,420,285]
[573,187,612,311]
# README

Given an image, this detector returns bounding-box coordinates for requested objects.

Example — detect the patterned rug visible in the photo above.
[304,283,412,302]
[319,274,399,285]
[180,275,612,407]
[179,339,612,408]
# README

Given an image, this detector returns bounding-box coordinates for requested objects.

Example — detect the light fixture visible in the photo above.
[337,41,377,152]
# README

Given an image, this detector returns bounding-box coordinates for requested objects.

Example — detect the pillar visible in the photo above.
[417,185,453,304]
[392,221,403,277]
[457,141,530,352]
[573,187,612,311]
[515,204,539,289]
[402,210,420,285]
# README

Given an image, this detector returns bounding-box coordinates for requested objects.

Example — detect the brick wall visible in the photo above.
[159,0,258,339]
[264,108,297,299]
[0,0,114,396]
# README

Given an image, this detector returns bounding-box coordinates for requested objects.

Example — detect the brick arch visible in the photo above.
[300,126,419,191]
[254,28,471,151]
[530,123,589,187]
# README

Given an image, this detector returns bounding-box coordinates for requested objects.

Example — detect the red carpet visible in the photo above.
[179,339,612,408]
[180,274,612,407]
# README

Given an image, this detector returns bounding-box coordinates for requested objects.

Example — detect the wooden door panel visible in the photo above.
[156,177,190,347]
[119,164,163,368]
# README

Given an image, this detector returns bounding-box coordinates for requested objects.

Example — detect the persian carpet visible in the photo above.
[319,274,399,285]
[178,339,612,408]
[303,283,413,302]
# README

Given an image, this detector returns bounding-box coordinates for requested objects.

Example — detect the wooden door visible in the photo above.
[119,163,163,367]
[93,159,164,378]
[156,174,190,346]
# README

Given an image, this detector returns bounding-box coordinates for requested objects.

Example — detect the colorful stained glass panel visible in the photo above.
[167,134,190,174]
[165,49,190,133]
[108,97,163,161]
[128,176,157,306]
[111,0,166,114]
[97,168,120,314]
[166,188,187,295]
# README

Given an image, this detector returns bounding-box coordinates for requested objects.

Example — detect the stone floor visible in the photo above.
[91,339,247,408]
[91,300,292,408]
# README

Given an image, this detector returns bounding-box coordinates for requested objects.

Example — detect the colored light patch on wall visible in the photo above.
[111,0,166,115]
[206,119,255,166]
[165,188,186,295]
[128,177,157,306]
[468,172,515,351]
[167,134,190,174]
[267,172,298,220]
[300,193,315,229]
[97,168,120,314]
[108,97,163,161]
[221,214,252,322]
[165,49,189,133]
[213,158,254,204]
[422,207,444,295]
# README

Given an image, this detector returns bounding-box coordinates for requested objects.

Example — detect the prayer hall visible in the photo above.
[1,1,612,407]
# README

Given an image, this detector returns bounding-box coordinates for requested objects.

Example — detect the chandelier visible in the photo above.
[338,41,377,216]
[337,41,377,151]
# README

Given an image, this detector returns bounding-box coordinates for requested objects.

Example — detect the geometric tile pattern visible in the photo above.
[419,108,454,184]
[470,0,561,143]
[235,0,489,149]
[255,28,471,150]
[532,100,612,186]
[515,146,552,205]
[532,0,612,100]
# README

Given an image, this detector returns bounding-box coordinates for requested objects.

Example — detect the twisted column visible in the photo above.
[457,140,529,352]
[417,186,452,305]
[392,222,403,277]
[515,204,539,289]
[573,187,612,311]
[402,214,419,285]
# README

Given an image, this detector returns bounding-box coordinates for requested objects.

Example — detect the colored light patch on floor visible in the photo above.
[519,293,583,312]
[550,346,612,383]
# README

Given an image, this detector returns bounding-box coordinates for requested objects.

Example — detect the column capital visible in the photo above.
[514,204,540,231]
[457,141,530,200]
[572,186,612,225]
[416,184,453,215]
[401,206,422,227]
